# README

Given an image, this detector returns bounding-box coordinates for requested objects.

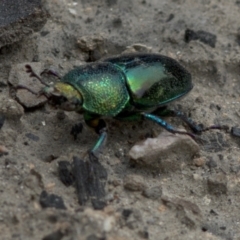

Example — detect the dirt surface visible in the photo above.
[1,0,240,239]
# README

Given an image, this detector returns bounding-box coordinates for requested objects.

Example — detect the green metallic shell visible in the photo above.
[61,62,129,116]
[105,53,193,109]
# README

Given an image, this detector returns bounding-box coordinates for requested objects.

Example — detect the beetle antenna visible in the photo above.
[25,64,50,87]
[40,69,61,80]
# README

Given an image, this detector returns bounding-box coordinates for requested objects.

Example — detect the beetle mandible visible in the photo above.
[22,53,227,158]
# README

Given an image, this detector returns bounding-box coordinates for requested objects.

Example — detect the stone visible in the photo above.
[124,174,146,191]
[129,131,200,172]
[207,173,228,195]
[77,34,106,61]
[0,97,24,121]
[39,190,67,210]
[193,157,206,167]
[8,62,47,108]
[0,0,48,48]
[161,195,202,229]
[142,186,162,200]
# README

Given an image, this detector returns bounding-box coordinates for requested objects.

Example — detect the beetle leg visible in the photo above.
[154,107,204,133]
[25,64,50,87]
[200,124,229,132]
[40,68,62,79]
[142,112,196,139]
[90,125,107,157]
[153,107,229,133]
[84,115,108,158]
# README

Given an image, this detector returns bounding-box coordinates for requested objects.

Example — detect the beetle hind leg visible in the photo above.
[142,112,196,139]
[169,110,229,133]
[153,107,229,133]
[200,124,229,132]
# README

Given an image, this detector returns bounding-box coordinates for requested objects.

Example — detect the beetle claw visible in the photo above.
[201,124,229,132]
[174,130,197,140]
[88,151,99,163]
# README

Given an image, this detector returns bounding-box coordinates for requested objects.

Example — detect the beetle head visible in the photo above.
[22,64,83,112]
[43,82,83,111]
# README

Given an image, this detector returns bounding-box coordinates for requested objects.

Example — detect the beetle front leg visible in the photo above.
[90,124,107,158]
[142,112,196,139]
[84,114,108,158]
[40,68,62,79]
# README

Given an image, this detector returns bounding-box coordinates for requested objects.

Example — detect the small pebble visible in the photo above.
[193,173,203,181]
[122,209,133,219]
[207,173,227,195]
[42,231,64,240]
[25,133,39,142]
[0,98,24,121]
[39,190,66,210]
[124,174,146,191]
[193,157,205,167]
[129,131,199,171]
[231,127,240,138]
[105,193,114,202]
[8,63,47,109]
[0,145,9,155]
[142,186,162,199]
[206,157,218,168]
[195,96,204,104]
[68,8,77,16]
[111,179,122,187]
[56,110,66,120]
[185,29,217,48]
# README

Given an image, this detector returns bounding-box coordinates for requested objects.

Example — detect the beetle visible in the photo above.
[22,53,227,158]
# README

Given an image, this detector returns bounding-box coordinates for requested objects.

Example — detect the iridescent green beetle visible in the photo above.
[23,53,226,157]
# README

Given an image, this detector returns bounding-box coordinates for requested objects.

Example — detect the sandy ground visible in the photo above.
[1,0,240,239]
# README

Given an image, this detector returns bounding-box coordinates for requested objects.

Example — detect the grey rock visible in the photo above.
[0,0,48,48]
[129,131,200,172]
[142,186,162,200]
[8,62,47,108]
[122,208,143,230]
[193,157,206,167]
[161,195,202,229]
[0,97,24,121]
[0,145,8,155]
[124,174,146,191]
[77,34,106,61]
[206,157,218,169]
[16,89,47,109]
[207,173,227,195]
[123,43,152,54]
